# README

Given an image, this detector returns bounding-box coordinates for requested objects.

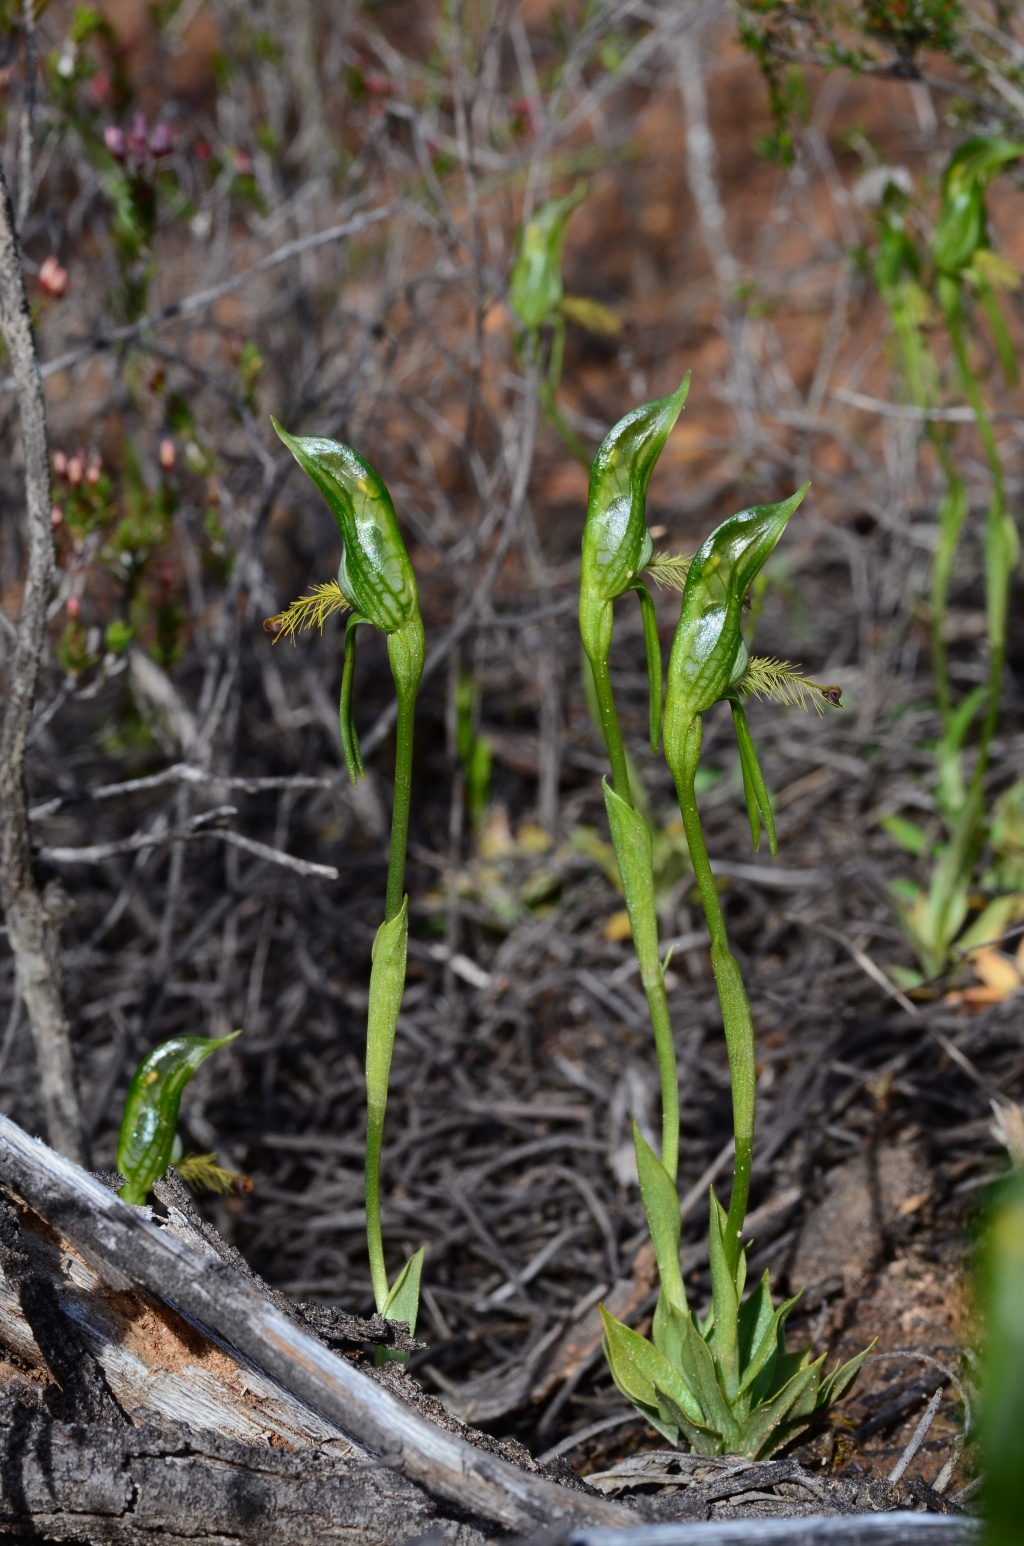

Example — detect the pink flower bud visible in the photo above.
[67,596,80,619]
[159,438,176,470]
[88,72,110,105]
[39,256,69,298]
[51,505,63,527]
[86,460,101,486]
[67,456,83,486]
[194,137,212,161]
[149,122,177,157]
[53,450,67,475]
[232,148,253,175]
[104,124,126,160]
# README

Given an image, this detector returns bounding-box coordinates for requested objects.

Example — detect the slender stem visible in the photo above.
[672,718,754,1274]
[947,312,1007,777]
[591,646,679,1178]
[589,654,632,802]
[926,432,965,730]
[365,1115,388,1309]
[386,681,416,924]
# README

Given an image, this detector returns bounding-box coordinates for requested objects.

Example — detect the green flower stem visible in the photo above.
[671,716,754,1275]
[366,1117,388,1308]
[946,311,1010,775]
[604,783,679,1182]
[588,646,632,802]
[384,618,425,924]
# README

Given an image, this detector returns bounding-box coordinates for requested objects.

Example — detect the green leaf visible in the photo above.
[730,698,777,859]
[600,1305,701,1434]
[736,1270,774,1375]
[633,1122,686,1313]
[739,1287,802,1396]
[880,814,930,857]
[664,485,808,746]
[117,1031,241,1205]
[603,782,663,1006]
[652,1291,688,1368]
[375,1245,425,1364]
[631,581,663,753]
[816,1338,875,1412]
[956,894,1024,956]
[738,1354,824,1458]
[656,1388,724,1456]
[508,184,587,330]
[686,1315,740,1447]
[271,421,420,637]
[708,1188,739,1398]
[365,900,409,1142]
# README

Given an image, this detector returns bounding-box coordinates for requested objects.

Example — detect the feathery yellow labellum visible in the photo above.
[645,551,692,592]
[736,656,842,716]
[176,1151,252,1195]
[264,581,351,644]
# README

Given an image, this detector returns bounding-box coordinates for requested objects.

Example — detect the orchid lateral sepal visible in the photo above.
[116,1031,241,1206]
[341,615,369,785]
[631,580,663,753]
[727,693,777,860]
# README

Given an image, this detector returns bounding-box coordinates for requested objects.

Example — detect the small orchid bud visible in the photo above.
[104,124,126,160]
[51,505,63,527]
[67,456,83,486]
[86,455,102,486]
[53,450,67,476]
[509,183,587,330]
[67,596,80,619]
[159,438,176,471]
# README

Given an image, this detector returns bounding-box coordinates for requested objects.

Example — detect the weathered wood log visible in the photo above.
[0,1114,630,1539]
[540,1517,980,1545]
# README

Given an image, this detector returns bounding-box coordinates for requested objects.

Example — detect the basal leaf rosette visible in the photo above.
[600,1125,872,1457]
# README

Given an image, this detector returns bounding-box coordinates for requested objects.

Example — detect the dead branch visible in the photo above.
[0,158,83,1164]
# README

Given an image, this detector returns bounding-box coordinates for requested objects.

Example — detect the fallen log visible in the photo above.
[0,1113,630,1541]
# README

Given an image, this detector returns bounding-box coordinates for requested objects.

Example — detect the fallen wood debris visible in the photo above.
[0,1112,629,1541]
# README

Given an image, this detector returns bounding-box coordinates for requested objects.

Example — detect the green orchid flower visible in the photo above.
[117,1032,240,1205]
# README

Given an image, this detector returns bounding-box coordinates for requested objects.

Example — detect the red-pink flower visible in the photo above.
[39,256,69,298]
[104,124,126,160]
